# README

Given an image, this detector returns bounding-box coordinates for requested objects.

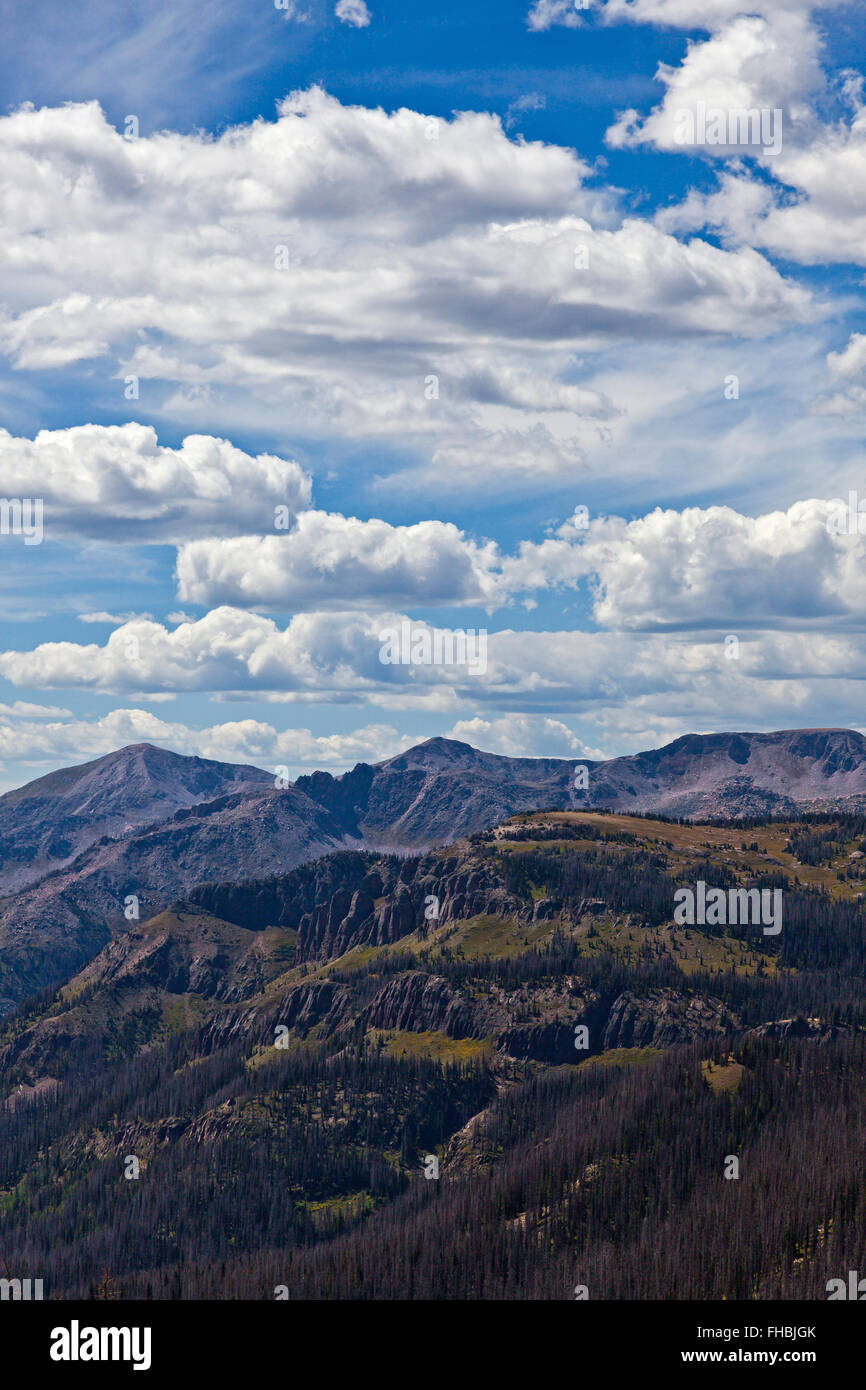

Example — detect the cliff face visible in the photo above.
[189,849,523,962]
[601,989,741,1050]
[353,972,475,1038]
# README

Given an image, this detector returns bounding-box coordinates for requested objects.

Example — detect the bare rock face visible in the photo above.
[743,1016,857,1045]
[602,989,741,1050]
[276,981,352,1037]
[352,972,475,1038]
[191,849,524,965]
[496,1020,581,1064]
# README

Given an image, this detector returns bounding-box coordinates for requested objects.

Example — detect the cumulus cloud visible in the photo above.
[0,423,311,541]
[501,501,866,630]
[3,494,865,687]
[172,494,866,620]
[606,13,822,156]
[0,608,499,702]
[175,512,503,610]
[637,16,866,268]
[828,333,866,382]
[598,0,866,273]
[5,598,866,766]
[3,591,866,721]
[0,90,816,486]
[659,94,866,265]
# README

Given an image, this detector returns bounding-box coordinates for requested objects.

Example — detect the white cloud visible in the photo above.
[0,608,506,703]
[646,32,866,268]
[828,333,866,381]
[5,598,866,763]
[77,611,148,625]
[659,97,866,265]
[335,0,371,26]
[597,0,866,273]
[527,0,841,39]
[504,93,547,131]
[811,333,866,415]
[601,0,840,27]
[175,512,502,610]
[2,494,864,704]
[445,714,604,759]
[173,493,866,620]
[0,701,73,718]
[0,423,311,541]
[606,13,822,156]
[500,500,866,629]
[527,1,587,31]
[280,1,313,19]
[0,90,817,488]
[3,593,866,721]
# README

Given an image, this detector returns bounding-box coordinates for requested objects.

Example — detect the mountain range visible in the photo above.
[1,726,866,1014]
[3,769,866,1297]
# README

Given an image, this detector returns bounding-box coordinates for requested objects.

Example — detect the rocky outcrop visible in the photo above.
[743,1016,857,1045]
[496,1020,580,1064]
[194,981,353,1052]
[191,849,526,965]
[352,972,475,1038]
[276,981,351,1038]
[602,988,740,1049]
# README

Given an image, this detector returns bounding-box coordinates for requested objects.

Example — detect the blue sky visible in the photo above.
[0,0,863,788]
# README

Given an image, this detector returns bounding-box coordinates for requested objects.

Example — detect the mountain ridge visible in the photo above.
[0,742,272,894]
[2,726,866,1014]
